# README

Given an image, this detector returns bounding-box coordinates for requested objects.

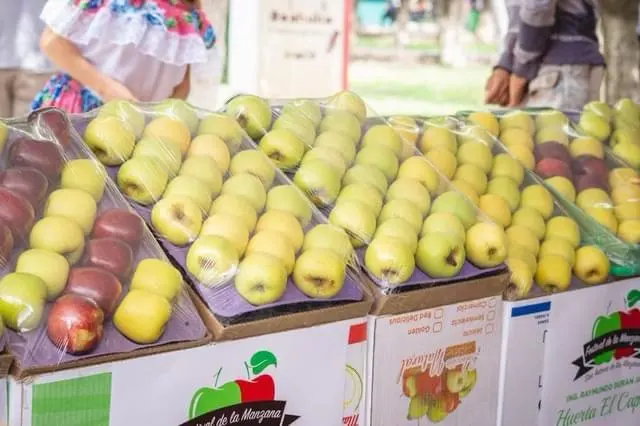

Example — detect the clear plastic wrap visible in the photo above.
[457,107,640,277]
[0,108,207,373]
[220,92,509,294]
[68,99,368,320]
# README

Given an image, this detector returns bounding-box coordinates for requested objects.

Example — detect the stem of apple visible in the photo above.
[244,361,251,380]
[214,367,223,388]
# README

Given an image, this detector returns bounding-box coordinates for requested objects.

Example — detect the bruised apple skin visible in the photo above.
[47,294,105,355]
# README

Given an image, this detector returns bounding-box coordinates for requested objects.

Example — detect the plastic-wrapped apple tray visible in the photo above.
[0,110,207,371]
[246,101,506,293]
[70,111,364,320]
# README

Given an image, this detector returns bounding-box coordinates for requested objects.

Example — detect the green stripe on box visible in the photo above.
[32,372,112,426]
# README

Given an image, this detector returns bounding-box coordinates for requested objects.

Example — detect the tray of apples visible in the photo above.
[219,92,508,293]
[69,100,365,318]
[0,109,207,371]
[459,109,639,274]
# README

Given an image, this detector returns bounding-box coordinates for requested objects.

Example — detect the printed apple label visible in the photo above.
[343,364,363,413]
[183,350,299,426]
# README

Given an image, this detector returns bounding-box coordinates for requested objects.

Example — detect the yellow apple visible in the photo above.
[614,201,640,221]
[389,116,420,146]
[419,126,457,154]
[187,134,231,173]
[569,136,603,159]
[535,127,569,146]
[545,216,581,248]
[426,148,457,179]
[143,117,191,155]
[609,168,638,189]
[507,144,535,170]
[612,141,640,168]
[450,180,480,206]
[479,194,511,228]
[200,214,250,257]
[255,210,304,252]
[508,243,538,273]
[585,207,618,234]
[246,230,296,274]
[113,289,172,344]
[458,125,495,147]
[545,176,576,203]
[535,255,572,293]
[491,153,524,186]
[512,207,546,240]
[468,111,500,136]
[486,177,521,211]
[500,110,535,135]
[539,238,576,266]
[573,245,610,285]
[534,110,569,130]
[465,222,507,267]
[618,219,640,243]
[521,185,554,220]
[506,225,540,255]
[611,184,640,205]
[505,258,534,300]
[454,164,488,195]
[576,188,612,210]
[457,141,493,174]
[500,128,534,150]
[397,156,439,194]
[421,212,466,244]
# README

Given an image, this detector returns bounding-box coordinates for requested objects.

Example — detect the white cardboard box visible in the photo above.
[366,295,503,426]
[8,318,364,426]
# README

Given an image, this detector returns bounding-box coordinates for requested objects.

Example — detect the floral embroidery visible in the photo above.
[70,0,215,47]
[32,74,103,114]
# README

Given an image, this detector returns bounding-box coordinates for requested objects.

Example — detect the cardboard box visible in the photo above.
[8,318,363,426]
[343,320,367,426]
[497,277,640,426]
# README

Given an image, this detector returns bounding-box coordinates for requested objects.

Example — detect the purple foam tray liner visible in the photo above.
[0,127,206,369]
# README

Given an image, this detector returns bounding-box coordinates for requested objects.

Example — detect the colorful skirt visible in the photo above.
[31,73,103,114]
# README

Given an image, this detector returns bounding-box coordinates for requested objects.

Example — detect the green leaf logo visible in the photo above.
[626,290,640,309]
[248,350,277,375]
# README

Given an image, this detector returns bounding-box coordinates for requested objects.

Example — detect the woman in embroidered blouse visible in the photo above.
[31,0,216,113]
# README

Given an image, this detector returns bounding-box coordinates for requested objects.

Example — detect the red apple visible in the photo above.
[575,173,609,193]
[7,138,64,179]
[0,187,36,240]
[236,375,276,403]
[82,238,134,280]
[65,267,123,316]
[441,391,461,413]
[29,109,70,148]
[91,209,144,250]
[47,294,104,354]
[0,167,49,208]
[0,222,14,268]
[534,142,572,165]
[572,155,609,182]
[535,158,573,180]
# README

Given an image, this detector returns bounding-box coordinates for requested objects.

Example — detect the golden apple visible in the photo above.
[512,207,546,240]
[479,194,512,228]
[573,245,610,285]
[545,176,576,203]
[492,153,524,186]
[609,167,638,189]
[457,141,493,174]
[521,185,554,219]
[576,188,612,210]
[505,258,534,300]
[426,148,457,179]
[450,180,480,206]
[421,212,466,244]
[468,111,500,136]
[508,243,538,273]
[618,219,640,243]
[500,110,535,135]
[506,225,540,255]
[545,216,581,248]
[500,128,534,150]
[535,255,572,293]
[486,177,521,212]
[419,126,457,154]
[539,238,576,266]
[569,136,603,159]
[585,207,618,234]
[465,222,507,267]
[507,144,535,170]
[454,164,488,195]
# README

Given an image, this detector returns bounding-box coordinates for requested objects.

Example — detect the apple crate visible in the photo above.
[219,93,509,304]
[66,100,372,341]
[0,110,209,377]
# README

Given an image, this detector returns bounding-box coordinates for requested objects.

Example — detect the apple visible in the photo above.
[8,138,64,179]
[361,125,403,158]
[578,110,611,141]
[505,258,533,300]
[91,209,144,250]
[142,116,191,155]
[466,222,507,267]
[292,249,346,298]
[491,153,524,186]
[536,255,572,293]
[201,214,249,257]
[178,156,223,198]
[117,157,169,205]
[535,157,573,181]
[99,99,145,137]
[259,128,306,169]
[132,138,182,179]
[612,141,640,168]
[130,258,183,301]
[329,199,377,247]
[255,210,304,253]
[540,237,576,266]
[30,216,85,264]
[506,224,540,255]
[454,164,488,195]
[570,136,604,159]
[612,184,640,205]
[151,195,203,246]
[508,243,538,273]
[187,134,231,174]
[342,164,388,195]
[318,111,362,143]
[222,173,267,211]
[534,140,572,164]
[507,144,535,170]
[338,183,384,215]
[500,110,535,134]
[576,173,609,194]
[431,191,477,229]
[385,178,431,216]
[84,115,136,165]
[457,141,493,174]
[425,148,457,179]
[326,90,367,122]
[545,176,576,203]
[197,113,245,153]
[0,223,13,268]
[576,188,612,210]
[246,230,295,274]
[82,238,134,280]
[500,127,534,150]
[521,185,554,220]
[421,212,466,243]
[374,218,419,252]
[618,219,640,243]
[282,99,322,126]
[302,224,353,261]
[615,201,640,221]
[397,156,439,193]
[313,131,357,164]
[479,194,511,228]
[47,294,104,354]
[450,179,480,206]
[511,207,546,240]
[234,253,288,305]
[486,176,521,212]
[0,167,49,208]
[226,94,272,140]
[152,98,199,134]
[389,115,420,147]
[293,160,342,207]
[163,175,213,213]
[272,112,316,147]
[379,199,423,234]
[364,236,415,284]
[113,289,172,344]
[586,207,618,233]
[0,187,36,240]
[468,111,499,136]
[610,127,639,150]
[209,194,257,232]
[416,232,465,277]
[355,146,399,182]
[265,185,312,227]
[186,235,239,286]
[419,125,457,154]
[535,109,568,129]
[535,126,569,146]
[614,98,640,121]
[65,266,123,316]
[572,155,608,182]
[15,249,69,300]
[229,150,276,190]
[301,146,348,177]
[0,272,47,331]
[44,188,98,235]
[60,159,106,202]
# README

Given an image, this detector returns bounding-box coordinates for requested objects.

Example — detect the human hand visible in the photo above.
[484,68,510,106]
[508,74,528,107]
[98,77,138,103]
